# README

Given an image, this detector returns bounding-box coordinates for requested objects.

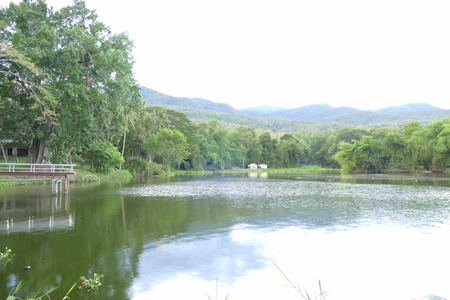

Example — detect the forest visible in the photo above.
[1,0,449,175]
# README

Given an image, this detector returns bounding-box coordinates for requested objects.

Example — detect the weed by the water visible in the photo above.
[274,262,327,300]
[0,247,13,265]
[78,273,104,297]
[2,247,102,299]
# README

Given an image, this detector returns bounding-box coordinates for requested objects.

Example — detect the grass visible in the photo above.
[0,156,28,164]
[274,262,327,300]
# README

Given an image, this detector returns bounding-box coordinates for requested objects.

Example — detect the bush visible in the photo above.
[123,158,150,175]
[85,142,124,174]
[149,162,166,175]
[123,159,168,175]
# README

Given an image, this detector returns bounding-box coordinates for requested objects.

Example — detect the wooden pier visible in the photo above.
[0,163,76,195]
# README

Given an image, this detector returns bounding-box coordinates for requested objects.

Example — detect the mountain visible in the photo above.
[140,86,348,134]
[376,103,441,113]
[140,86,450,130]
[140,86,242,115]
[268,104,359,121]
[239,106,287,117]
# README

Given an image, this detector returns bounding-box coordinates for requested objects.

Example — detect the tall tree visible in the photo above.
[1,32,56,162]
[1,0,141,162]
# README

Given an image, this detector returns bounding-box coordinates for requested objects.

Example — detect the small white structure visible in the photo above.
[258,164,268,169]
[247,163,258,169]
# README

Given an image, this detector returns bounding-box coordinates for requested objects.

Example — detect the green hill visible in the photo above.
[269,104,359,121]
[239,106,287,117]
[140,87,349,134]
[376,103,441,113]
[140,86,450,131]
[141,86,241,115]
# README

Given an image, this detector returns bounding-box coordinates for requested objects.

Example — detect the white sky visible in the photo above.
[8,0,450,110]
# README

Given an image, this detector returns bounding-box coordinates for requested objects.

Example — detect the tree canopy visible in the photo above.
[1,0,142,163]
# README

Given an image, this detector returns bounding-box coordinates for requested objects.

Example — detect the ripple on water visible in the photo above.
[119,176,450,228]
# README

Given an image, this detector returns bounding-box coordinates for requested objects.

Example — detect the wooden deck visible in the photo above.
[0,163,76,176]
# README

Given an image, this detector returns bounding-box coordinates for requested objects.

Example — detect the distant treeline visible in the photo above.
[123,107,450,174]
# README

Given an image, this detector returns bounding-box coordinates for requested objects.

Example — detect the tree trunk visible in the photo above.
[66,146,73,163]
[32,139,45,163]
[0,139,8,163]
[120,131,127,169]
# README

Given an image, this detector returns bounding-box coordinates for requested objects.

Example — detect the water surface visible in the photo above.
[1,173,450,299]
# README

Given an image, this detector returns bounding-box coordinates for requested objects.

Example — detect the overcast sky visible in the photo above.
[9,0,450,110]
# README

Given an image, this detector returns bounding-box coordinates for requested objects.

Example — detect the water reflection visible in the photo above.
[1,191,73,234]
[131,223,450,300]
[247,172,268,179]
[133,226,266,291]
[1,173,450,299]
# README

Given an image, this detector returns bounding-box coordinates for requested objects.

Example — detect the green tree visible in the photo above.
[1,29,56,163]
[153,128,189,169]
[85,141,124,174]
[259,131,279,167]
[1,0,141,162]
[400,121,422,171]
[228,126,259,167]
[124,107,191,172]
[420,118,450,172]
[333,136,387,173]
[278,134,305,167]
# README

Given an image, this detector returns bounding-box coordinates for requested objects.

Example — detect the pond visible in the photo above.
[1,172,450,300]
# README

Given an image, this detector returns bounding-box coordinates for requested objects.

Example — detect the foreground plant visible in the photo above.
[1,247,13,264]
[78,273,104,297]
[274,262,327,300]
[6,282,76,300]
[2,246,101,299]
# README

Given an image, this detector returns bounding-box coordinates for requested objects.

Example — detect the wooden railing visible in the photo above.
[0,163,76,175]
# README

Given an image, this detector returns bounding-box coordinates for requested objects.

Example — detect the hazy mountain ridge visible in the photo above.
[140,86,450,129]
[375,103,441,113]
[239,106,287,115]
[140,87,241,115]
[269,104,359,121]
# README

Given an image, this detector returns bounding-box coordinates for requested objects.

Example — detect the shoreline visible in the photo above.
[2,167,447,188]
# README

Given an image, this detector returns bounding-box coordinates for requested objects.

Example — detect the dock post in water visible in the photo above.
[65,175,69,194]
[52,177,62,196]
[52,177,57,196]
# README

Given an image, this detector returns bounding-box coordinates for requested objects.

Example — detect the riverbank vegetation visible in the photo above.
[1,1,449,178]
[2,247,103,299]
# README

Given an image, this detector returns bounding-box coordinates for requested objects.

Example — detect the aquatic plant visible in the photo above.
[6,281,76,300]
[78,273,104,297]
[0,247,13,265]
[2,246,102,299]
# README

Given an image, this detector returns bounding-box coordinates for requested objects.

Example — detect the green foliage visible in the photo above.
[140,86,450,129]
[1,247,77,300]
[0,247,13,265]
[6,281,76,300]
[108,169,132,178]
[123,157,150,175]
[85,141,124,174]
[149,162,166,175]
[7,281,57,300]
[1,0,142,163]
[78,273,104,297]
[331,118,450,173]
